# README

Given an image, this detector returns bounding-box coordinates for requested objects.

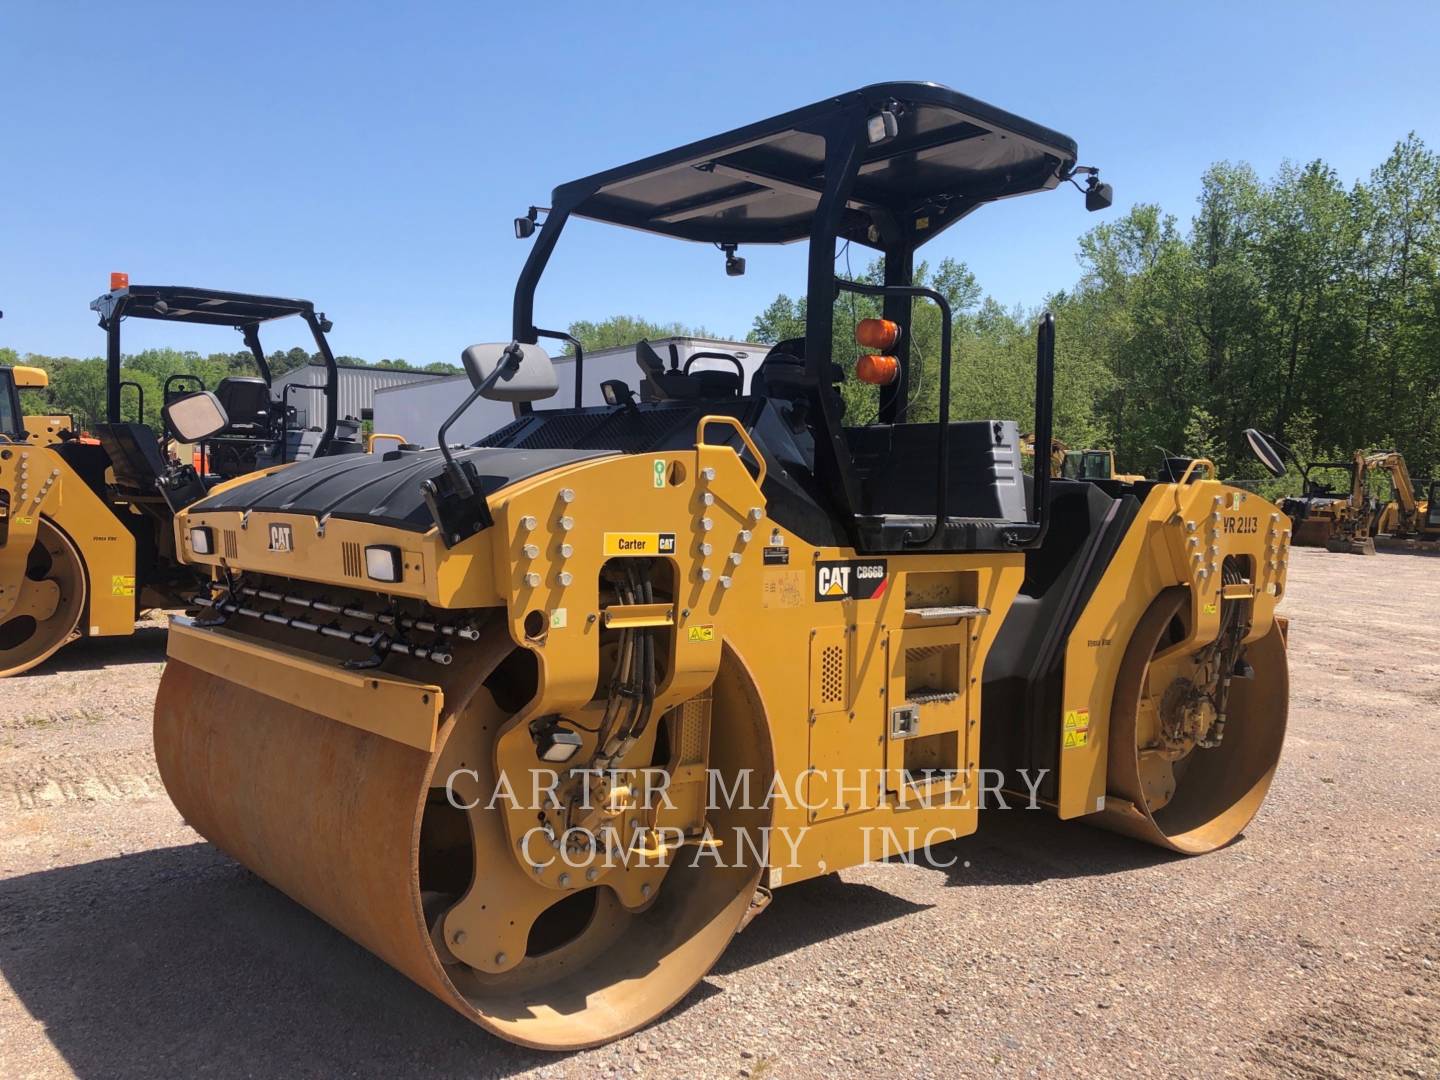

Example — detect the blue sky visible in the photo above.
[3,1,1437,364]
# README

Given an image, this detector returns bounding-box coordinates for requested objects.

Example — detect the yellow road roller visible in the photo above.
[156,83,1293,1049]
[1281,456,1357,548]
[0,282,363,676]
[0,357,76,447]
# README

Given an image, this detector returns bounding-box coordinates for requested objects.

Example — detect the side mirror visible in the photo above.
[164,391,229,443]
[460,342,558,402]
[1243,428,1288,478]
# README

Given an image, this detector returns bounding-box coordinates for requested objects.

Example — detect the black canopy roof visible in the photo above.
[553,82,1079,248]
[90,285,319,330]
[92,283,340,434]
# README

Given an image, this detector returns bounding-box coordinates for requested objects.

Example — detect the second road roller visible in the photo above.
[153,82,1294,1048]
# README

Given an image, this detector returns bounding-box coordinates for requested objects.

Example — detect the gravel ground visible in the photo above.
[1,550,1437,1079]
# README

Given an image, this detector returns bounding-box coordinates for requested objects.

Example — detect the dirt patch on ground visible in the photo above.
[1,552,1436,1078]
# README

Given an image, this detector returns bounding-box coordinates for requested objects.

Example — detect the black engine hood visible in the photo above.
[189,446,612,532]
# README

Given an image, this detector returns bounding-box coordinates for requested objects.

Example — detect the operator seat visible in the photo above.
[751,338,848,431]
[94,422,208,513]
[751,339,846,397]
[213,377,273,436]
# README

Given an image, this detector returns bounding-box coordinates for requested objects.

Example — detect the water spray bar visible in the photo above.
[191,594,454,665]
[232,585,480,641]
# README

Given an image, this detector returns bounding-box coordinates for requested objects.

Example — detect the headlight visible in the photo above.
[365,545,402,583]
[530,717,583,763]
[189,526,214,555]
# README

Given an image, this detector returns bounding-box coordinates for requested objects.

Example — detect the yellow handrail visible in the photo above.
[1177,457,1215,485]
[695,414,766,488]
[367,432,407,453]
[1173,457,1216,513]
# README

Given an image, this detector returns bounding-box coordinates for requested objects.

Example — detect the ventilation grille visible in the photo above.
[676,690,712,765]
[517,413,605,449]
[476,416,532,446]
[342,542,363,578]
[478,406,697,453]
[820,645,844,705]
[575,409,690,451]
[223,530,238,559]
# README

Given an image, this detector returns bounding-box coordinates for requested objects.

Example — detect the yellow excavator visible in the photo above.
[1060,446,1145,484]
[1367,451,1439,547]
[1310,448,1439,554]
[1020,432,1067,474]
[153,83,1293,1049]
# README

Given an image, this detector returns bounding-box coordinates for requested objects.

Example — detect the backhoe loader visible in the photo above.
[155,83,1293,1049]
[0,280,362,676]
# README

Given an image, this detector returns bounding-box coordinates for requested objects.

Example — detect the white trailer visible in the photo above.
[371,337,764,447]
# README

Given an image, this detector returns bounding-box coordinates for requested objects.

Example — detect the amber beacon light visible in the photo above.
[855,317,900,350]
[855,353,900,385]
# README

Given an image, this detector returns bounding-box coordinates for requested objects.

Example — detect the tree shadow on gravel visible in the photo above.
[0,844,556,1079]
[0,815,1207,1077]
[0,845,935,1077]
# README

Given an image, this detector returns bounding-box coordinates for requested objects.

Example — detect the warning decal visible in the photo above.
[111,574,136,597]
[814,560,888,602]
[687,625,715,642]
[1062,708,1091,749]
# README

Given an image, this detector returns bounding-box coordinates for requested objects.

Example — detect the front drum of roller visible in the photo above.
[154,643,771,1050]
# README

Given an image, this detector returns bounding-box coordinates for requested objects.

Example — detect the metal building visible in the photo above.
[271,362,449,428]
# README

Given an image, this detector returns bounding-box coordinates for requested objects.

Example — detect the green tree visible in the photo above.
[566,315,713,354]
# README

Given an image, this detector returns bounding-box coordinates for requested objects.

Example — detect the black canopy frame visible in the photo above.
[510,82,1082,548]
[90,284,341,457]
